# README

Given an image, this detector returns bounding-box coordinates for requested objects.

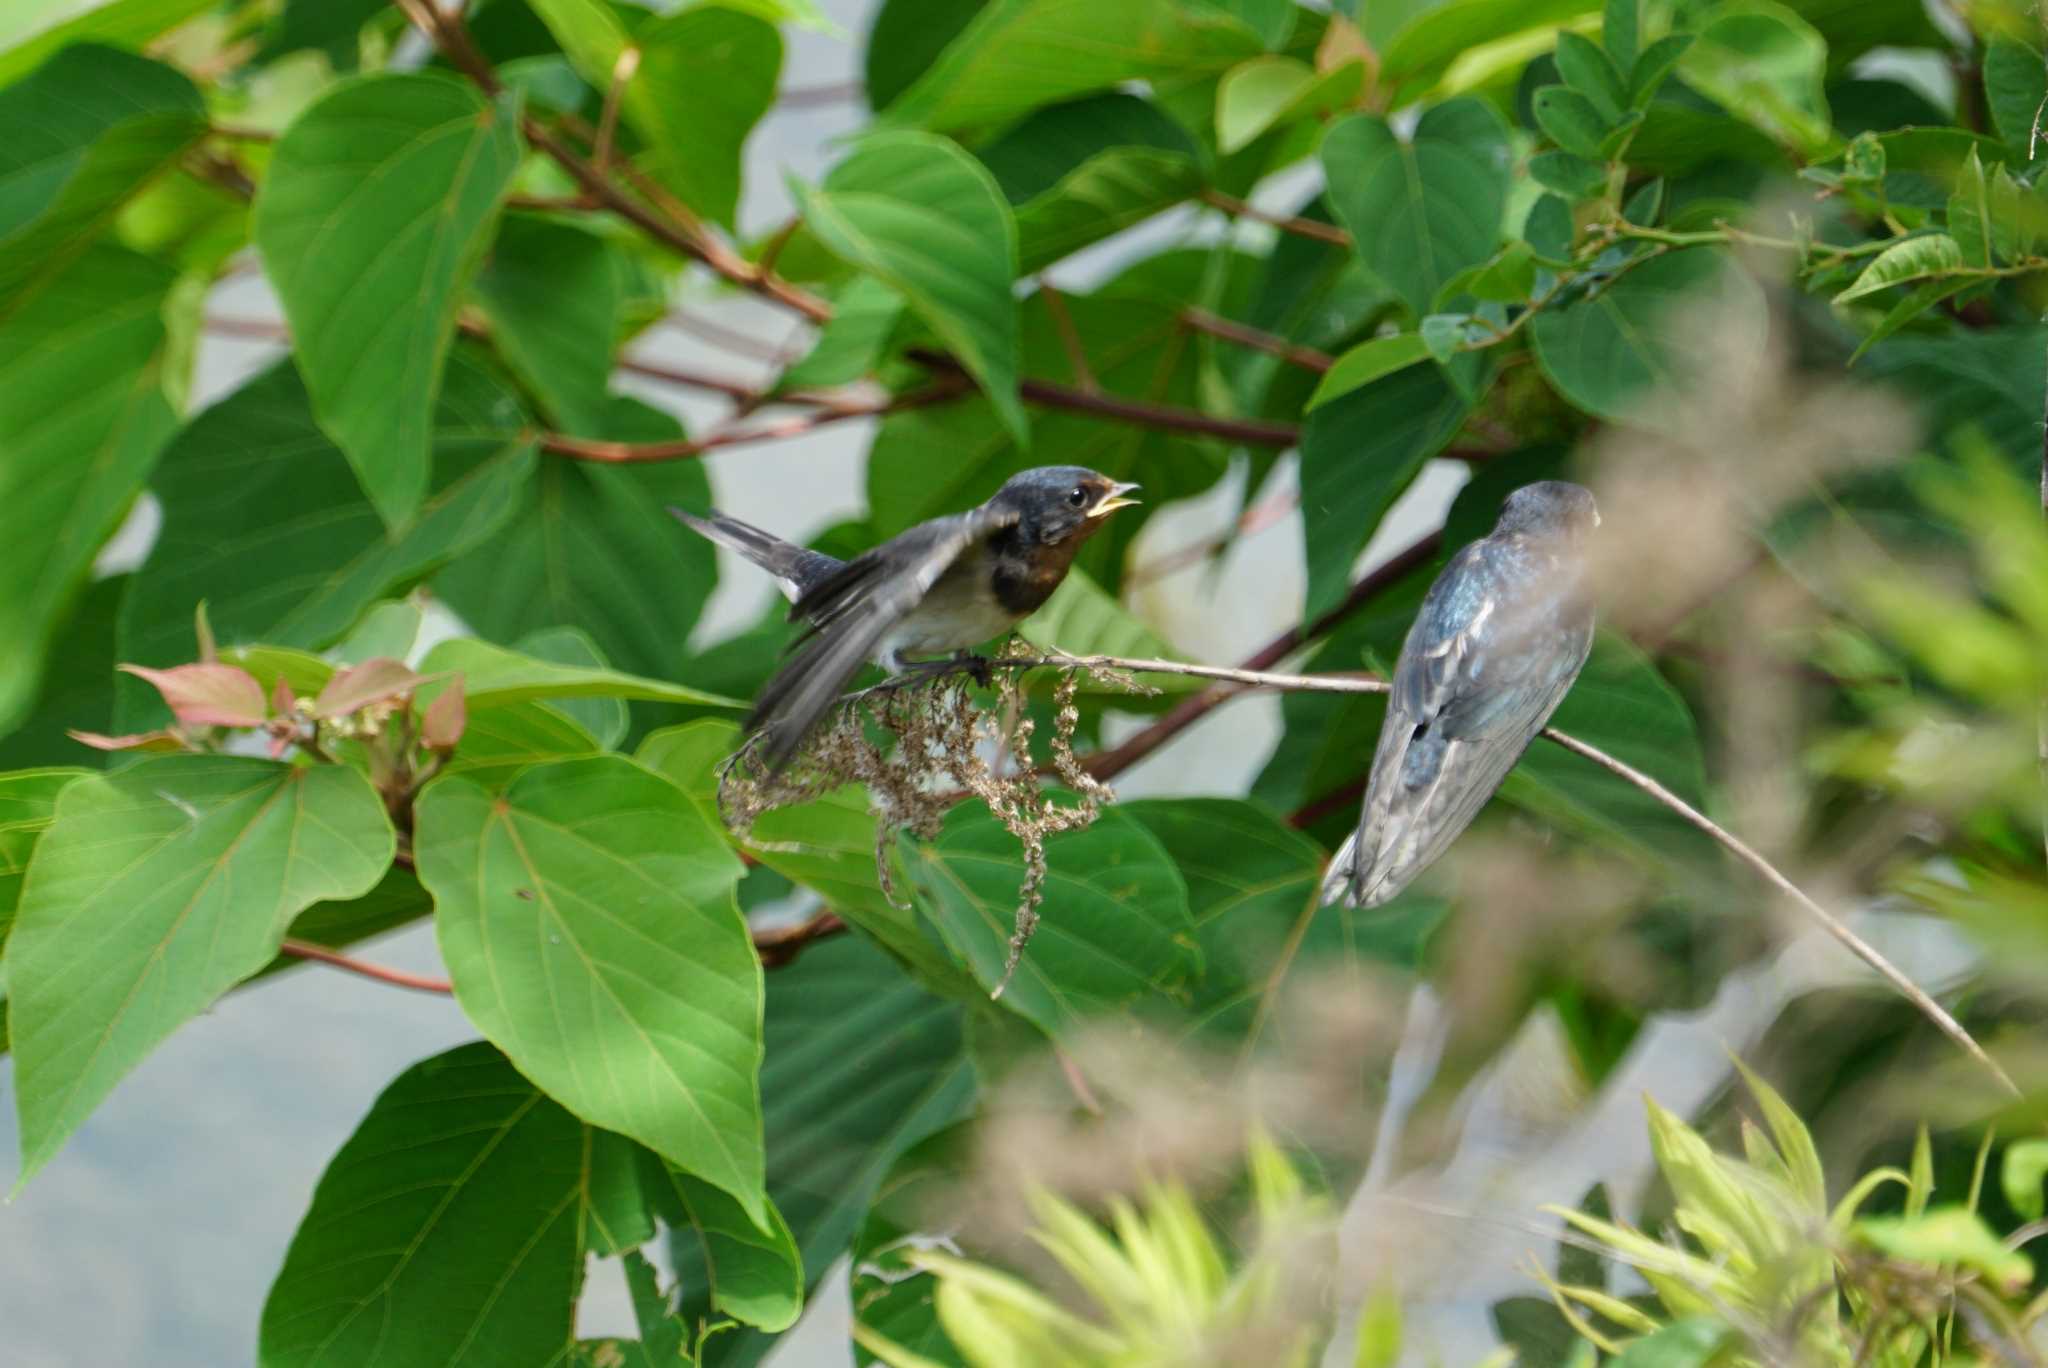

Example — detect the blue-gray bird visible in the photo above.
[672,467,1140,770]
[1320,481,1600,908]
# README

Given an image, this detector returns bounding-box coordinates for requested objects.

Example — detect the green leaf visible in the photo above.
[1676,0,1832,160]
[2002,1138,2048,1221]
[1854,1207,2035,1294]
[0,245,177,734]
[115,357,534,730]
[1216,56,1316,154]
[1602,0,1639,72]
[799,132,1026,442]
[1533,85,1611,161]
[1628,32,1695,107]
[417,637,740,711]
[1300,356,1483,622]
[0,43,205,310]
[649,1160,805,1333]
[1835,233,1969,303]
[1501,634,1712,862]
[1946,148,1997,268]
[1529,149,1608,198]
[253,73,523,527]
[522,0,631,90]
[1015,145,1202,275]
[1612,1318,1732,1367]
[0,575,124,772]
[515,626,628,748]
[1308,333,1432,411]
[629,5,783,230]
[1984,35,2047,163]
[1556,29,1627,121]
[414,756,767,1222]
[876,0,1259,132]
[9,756,393,1184]
[473,215,623,434]
[258,1041,590,1368]
[434,396,717,685]
[258,864,434,986]
[864,0,991,113]
[777,276,905,391]
[0,0,218,85]
[907,805,1196,1035]
[1322,100,1510,318]
[1380,0,1599,103]
[441,700,604,793]
[1530,248,1767,424]
[671,933,975,1365]
[0,768,87,944]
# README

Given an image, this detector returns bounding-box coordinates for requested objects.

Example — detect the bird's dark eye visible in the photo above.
[1067,486,1088,508]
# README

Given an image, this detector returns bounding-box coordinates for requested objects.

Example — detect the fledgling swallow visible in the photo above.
[673,466,1140,770]
[1320,480,1600,908]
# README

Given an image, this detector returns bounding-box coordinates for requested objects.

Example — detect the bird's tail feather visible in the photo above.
[668,508,842,602]
[1318,830,1364,907]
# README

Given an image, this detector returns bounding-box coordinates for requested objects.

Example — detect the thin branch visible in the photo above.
[778,80,864,108]
[278,939,454,994]
[1040,281,1101,394]
[906,348,1301,447]
[1180,308,1334,373]
[1201,189,1351,247]
[594,46,639,170]
[663,311,789,361]
[537,379,969,462]
[751,911,846,968]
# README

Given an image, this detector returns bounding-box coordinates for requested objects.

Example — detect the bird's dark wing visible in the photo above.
[668,507,845,601]
[748,503,1022,770]
[1323,538,1592,907]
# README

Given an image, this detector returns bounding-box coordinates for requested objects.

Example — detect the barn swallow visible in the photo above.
[1320,481,1599,908]
[673,466,1140,769]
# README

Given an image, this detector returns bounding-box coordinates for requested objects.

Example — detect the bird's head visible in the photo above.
[995,466,1142,546]
[1495,480,1599,545]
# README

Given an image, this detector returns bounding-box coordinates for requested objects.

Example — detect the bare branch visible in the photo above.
[278,938,454,994]
[1201,189,1351,247]
[1181,308,1334,373]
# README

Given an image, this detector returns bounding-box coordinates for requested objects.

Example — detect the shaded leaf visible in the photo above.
[0,768,89,946]
[416,637,740,711]
[1380,0,1599,103]
[414,756,766,1222]
[473,215,623,434]
[513,627,626,749]
[0,0,218,85]
[9,757,392,1184]
[253,73,523,526]
[629,5,783,230]
[1676,0,1831,159]
[1984,34,2047,163]
[648,1159,805,1333]
[778,276,905,391]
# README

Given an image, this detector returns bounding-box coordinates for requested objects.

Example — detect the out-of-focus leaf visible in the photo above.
[2003,1138,2048,1222]
[1323,100,1511,318]
[1677,0,1832,159]
[1854,1208,2034,1294]
[907,805,1195,1035]
[0,1,219,84]
[120,664,267,727]
[116,357,534,730]
[1216,55,1363,154]
[0,576,126,771]
[628,5,783,230]
[1836,233,1969,302]
[0,43,204,308]
[1299,355,1484,622]
[473,215,623,434]
[800,132,1025,442]
[778,276,905,391]
[9,757,392,1185]
[1379,0,1598,103]
[864,0,990,112]
[849,1123,973,1367]
[1984,34,2047,163]
[253,73,523,527]
[435,396,716,687]
[1530,248,1766,425]
[0,246,178,734]
[258,1041,590,1368]
[415,755,766,1221]
[417,637,740,711]
[1612,1318,1733,1366]
[1533,85,1611,160]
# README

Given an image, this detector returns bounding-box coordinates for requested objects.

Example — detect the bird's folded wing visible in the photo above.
[749,504,1021,769]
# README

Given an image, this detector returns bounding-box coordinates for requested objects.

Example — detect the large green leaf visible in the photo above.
[0,0,218,84]
[0,245,178,734]
[253,73,523,527]
[258,1041,590,1368]
[1299,355,1483,622]
[907,805,1196,1036]
[0,768,88,944]
[877,0,1259,132]
[416,637,740,711]
[414,756,768,1223]
[1530,248,1766,424]
[440,700,605,793]
[9,756,393,1184]
[434,396,716,683]
[1676,0,1832,160]
[1983,35,2047,164]
[0,43,204,310]
[629,5,782,230]
[673,933,976,1368]
[115,356,534,729]
[865,0,990,111]
[800,132,1026,442]
[0,575,124,771]
[645,1159,804,1333]
[472,215,623,434]
[1379,0,1598,103]
[1322,100,1511,318]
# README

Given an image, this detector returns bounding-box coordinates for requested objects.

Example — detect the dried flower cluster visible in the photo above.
[716,645,1151,994]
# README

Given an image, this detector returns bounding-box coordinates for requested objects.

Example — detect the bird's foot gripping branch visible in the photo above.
[719,645,1148,995]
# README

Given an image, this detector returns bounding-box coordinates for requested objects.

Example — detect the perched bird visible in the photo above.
[673,466,1140,769]
[1320,481,1599,909]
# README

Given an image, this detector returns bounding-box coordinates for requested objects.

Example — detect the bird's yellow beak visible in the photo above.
[1088,482,1142,518]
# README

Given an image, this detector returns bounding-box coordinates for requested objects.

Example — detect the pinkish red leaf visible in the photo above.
[271,676,296,717]
[313,657,424,719]
[118,663,268,727]
[69,728,185,753]
[421,673,466,750]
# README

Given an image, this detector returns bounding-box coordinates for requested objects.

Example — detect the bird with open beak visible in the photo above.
[674,466,1141,770]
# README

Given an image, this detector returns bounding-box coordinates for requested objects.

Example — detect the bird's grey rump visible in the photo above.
[1320,480,1599,908]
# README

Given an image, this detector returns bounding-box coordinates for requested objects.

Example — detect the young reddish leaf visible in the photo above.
[313,658,425,719]
[271,676,296,717]
[119,663,268,727]
[421,673,466,750]
[68,729,185,753]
